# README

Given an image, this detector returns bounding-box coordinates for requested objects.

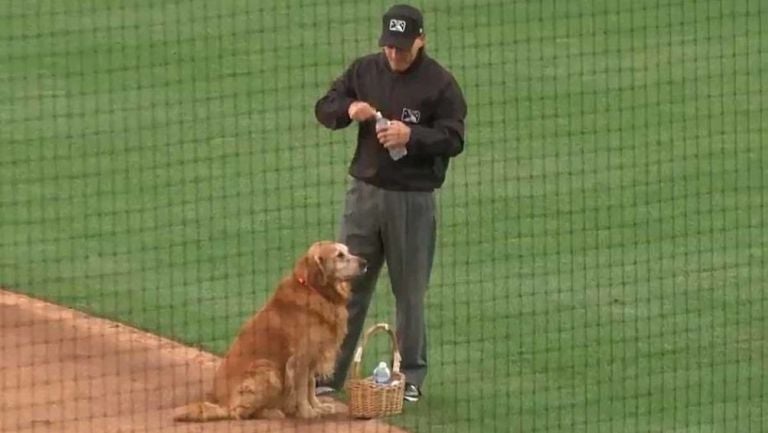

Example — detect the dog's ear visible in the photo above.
[297,252,327,288]
[308,256,328,287]
[311,254,329,286]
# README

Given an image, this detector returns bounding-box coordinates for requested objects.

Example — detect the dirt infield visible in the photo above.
[0,289,409,433]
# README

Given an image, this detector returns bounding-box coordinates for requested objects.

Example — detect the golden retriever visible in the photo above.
[173,241,366,421]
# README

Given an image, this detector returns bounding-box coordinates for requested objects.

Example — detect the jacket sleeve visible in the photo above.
[405,76,467,157]
[314,60,358,130]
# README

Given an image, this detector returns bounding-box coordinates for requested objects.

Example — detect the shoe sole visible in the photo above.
[315,386,336,396]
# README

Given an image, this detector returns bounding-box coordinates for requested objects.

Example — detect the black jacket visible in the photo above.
[314,49,467,191]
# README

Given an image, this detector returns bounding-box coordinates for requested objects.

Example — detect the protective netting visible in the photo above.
[1,1,765,432]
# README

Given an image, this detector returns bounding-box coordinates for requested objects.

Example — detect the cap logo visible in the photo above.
[389,18,407,32]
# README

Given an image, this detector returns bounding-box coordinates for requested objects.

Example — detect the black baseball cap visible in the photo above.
[378,4,424,50]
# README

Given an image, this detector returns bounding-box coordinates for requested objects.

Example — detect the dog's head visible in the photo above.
[294,241,367,302]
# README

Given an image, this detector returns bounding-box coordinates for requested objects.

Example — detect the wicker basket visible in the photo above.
[345,323,405,419]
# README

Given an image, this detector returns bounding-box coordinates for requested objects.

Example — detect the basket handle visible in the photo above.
[350,323,402,380]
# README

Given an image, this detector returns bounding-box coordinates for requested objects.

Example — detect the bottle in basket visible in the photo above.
[372,361,391,385]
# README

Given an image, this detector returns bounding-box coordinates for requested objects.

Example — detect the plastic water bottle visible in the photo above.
[375,111,407,161]
[372,361,391,385]
[374,111,389,131]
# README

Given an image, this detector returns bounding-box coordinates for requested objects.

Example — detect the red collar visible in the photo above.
[295,273,347,304]
[295,273,322,294]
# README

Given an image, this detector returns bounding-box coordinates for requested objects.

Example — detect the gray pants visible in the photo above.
[325,177,437,390]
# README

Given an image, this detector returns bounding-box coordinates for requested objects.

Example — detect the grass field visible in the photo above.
[1,0,767,432]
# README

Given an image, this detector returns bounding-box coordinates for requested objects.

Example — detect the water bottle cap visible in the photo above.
[378,361,387,368]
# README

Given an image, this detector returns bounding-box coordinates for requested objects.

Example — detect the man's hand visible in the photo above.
[377,120,411,149]
[347,101,377,122]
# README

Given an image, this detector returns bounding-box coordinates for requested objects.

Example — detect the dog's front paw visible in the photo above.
[297,404,319,419]
[315,402,336,415]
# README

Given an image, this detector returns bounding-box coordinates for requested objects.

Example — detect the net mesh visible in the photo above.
[0,1,765,432]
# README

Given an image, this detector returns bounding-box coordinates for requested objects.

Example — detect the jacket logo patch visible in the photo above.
[401,108,421,124]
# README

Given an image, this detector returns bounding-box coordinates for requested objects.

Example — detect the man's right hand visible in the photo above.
[347,101,377,122]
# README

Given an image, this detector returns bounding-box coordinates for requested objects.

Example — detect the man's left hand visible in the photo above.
[377,120,411,149]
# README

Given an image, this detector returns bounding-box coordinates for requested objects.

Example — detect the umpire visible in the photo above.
[313,3,467,402]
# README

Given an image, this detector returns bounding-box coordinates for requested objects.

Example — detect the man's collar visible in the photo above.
[380,47,426,75]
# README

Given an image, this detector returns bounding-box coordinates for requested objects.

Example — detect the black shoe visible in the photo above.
[403,383,421,402]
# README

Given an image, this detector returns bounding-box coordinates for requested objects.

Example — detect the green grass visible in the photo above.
[1,0,767,432]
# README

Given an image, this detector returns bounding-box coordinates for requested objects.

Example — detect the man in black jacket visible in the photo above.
[314,3,467,402]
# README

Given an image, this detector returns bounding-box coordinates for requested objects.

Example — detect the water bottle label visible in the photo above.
[373,361,391,384]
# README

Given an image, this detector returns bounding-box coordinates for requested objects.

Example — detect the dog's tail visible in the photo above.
[173,401,232,422]
[173,359,284,422]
